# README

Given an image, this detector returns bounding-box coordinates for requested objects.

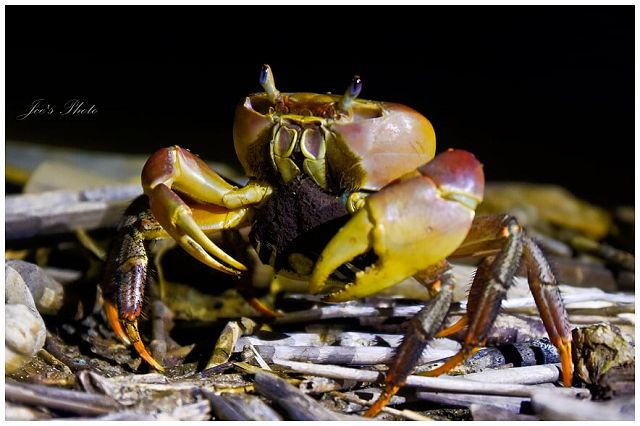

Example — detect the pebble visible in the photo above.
[6,260,64,315]
[5,265,47,373]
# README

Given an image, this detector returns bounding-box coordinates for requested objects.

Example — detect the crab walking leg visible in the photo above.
[423,215,573,387]
[424,217,524,378]
[365,267,455,417]
[142,145,272,274]
[101,197,255,371]
[101,197,166,371]
[522,235,573,386]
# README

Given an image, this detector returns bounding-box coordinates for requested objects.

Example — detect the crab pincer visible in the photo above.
[309,150,573,417]
[309,149,484,301]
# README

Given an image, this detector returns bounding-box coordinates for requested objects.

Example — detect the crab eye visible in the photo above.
[338,75,363,113]
[259,64,270,86]
[259,64,280,103]
[349,76,363,99]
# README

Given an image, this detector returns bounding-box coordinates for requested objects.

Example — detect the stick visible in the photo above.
[272,359,588,398]
[6,184,141,240]
[453,364,561,385]
[415,391,527,412]
[5,380,121,415]
[202,389,252,421]
[299,376,358,394]
[253,371,351,421]
[274,290,634,325]
[202,389,283,421]
[247,343,459,366]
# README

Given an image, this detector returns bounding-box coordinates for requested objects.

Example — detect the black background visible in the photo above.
[6,6,634,207]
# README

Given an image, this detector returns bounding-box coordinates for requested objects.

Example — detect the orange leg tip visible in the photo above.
[133,340,165,373]
[248,297,280,319]
[436,315,468,338]
[421,349,474,377]
[559,340,573,387]
[104,301,131,345]
[364,385,400,418]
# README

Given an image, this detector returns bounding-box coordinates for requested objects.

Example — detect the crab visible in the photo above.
[101,65,573,417]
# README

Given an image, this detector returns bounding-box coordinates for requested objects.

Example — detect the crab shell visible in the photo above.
[233,92,436,191]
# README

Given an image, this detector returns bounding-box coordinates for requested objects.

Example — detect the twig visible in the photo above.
[415,391,527,412]
[6,184,141,240]
[453,364,562,385]
[253,371,354,421]
[202,389,283,421]
[568,315,635,325]
[207,318,258,368]
[330,390,434,420]
[5,380,121,415]
[299,376,358,393]
[275,289,634,325]
[202,389,253,421]
[247,344,272,370]
[273,359,587,398]
[236,331,459,352]
[273,304,422,324]
[246,343,458,366]
[236,331,402,348]
[469,289,635,311]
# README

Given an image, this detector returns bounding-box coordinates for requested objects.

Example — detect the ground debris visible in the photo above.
[4,173,635,420]
[572,323,635,397]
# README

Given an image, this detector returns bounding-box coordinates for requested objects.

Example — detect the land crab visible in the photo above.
[101,65,573,416]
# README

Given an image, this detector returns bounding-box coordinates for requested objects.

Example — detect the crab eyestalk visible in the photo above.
[337,75,362,114]
[260,64,281,103]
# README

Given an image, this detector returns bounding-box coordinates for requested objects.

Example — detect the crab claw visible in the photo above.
[309,150,484,302]
[148,183,246,275]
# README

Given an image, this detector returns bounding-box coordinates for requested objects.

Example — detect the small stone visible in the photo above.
[6,260,64,315]
[5,304,46,373]
[5,265,47,373]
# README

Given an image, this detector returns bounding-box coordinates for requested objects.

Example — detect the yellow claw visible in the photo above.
[309,174,476,302]
[308,208,373,295]
[149,184,246,275]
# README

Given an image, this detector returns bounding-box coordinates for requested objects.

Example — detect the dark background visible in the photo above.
[6,6,634,207]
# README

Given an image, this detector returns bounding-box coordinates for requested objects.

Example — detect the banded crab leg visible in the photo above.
[365,214,573,417]
[366,264,457,416]
[427,215,573,386]
[142,145,272,275]
[101,194,256,371]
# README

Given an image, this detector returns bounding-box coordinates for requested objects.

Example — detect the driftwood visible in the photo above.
[253,371,358,421]
[5,380,121,415]
[245,343,458,366]
[6,184,141,240]
[272,359,589,399]
[203,389,283,421]
[415,391,528,412]
[276,289,634,325]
